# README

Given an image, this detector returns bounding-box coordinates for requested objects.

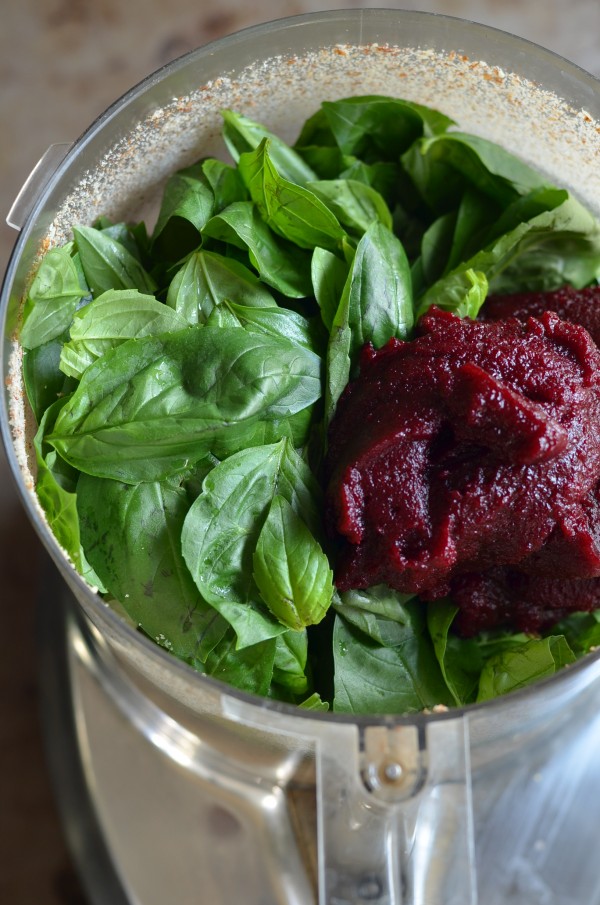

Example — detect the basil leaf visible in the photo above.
[59,289,187,379]
[49,327,322,482]
[238,139,346,251]
[326,221,413,418]
[253,494,333,630]
[202,630,276,695]
[23,333,76,422]
[201,157,248,211]
[417,193,600,312]
[297,95,453,160]
[181,439,322,647]
[477,635,576,702]
[402,132,548,213]
[427,601,483,706]
[273,630,309,695]
[222,108,317,185]
[151,163,214,258]
[418,268,489,320]
[311,247,349,331]
[34,397,84,568]
[224,302,319,352]
[20,246,87,349]
[306,178,393,234]
[166,249,275,325]
[77,472,228,662]
[203,201,312,297]
[332,614,452,714]
[335,584,416,621]
[74,225,157,296]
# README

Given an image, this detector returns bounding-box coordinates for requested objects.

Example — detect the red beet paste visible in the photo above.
[326,302,600,635]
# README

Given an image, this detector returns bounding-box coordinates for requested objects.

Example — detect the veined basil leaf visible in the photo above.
[332,614,452,714]
[417,268,488,320]
[273,630,309,695]
[203,201,312,297]
[238,139,347,251]
[77,472,229,662]
[166,249,275,325]
[306,178,393,234]
[224,301,318,352]
[477,635,576,702]
[74,225,157,296]
[253,494,333,630]
[326,221,413,418]
[222,108,317,186]
[202,630,276,695]
[181,439,323,647]
[59,289,187,379]
[20,245,87,349]
[49,327,322,482]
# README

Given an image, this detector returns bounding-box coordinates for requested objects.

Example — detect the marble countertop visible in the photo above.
[1,2,598,903]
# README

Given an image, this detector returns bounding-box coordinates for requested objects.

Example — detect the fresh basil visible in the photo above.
[20,93,600,713]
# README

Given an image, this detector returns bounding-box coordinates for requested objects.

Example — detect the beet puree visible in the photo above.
[326,304,600,634]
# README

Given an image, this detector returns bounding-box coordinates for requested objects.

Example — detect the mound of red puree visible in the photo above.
[326,290,600,636]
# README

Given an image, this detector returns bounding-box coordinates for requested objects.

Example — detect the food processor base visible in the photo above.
[38,561,600,905]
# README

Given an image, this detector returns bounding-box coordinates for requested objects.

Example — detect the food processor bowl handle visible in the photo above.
[314,716,476,905]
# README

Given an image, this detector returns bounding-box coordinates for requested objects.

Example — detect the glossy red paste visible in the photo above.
[326,298,600,634]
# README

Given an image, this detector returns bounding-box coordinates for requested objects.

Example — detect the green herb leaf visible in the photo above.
[166,250,275,325]
[253,494,333,630]
[49,327,322,482]
[20,245,87,349]
[332,613,452,714]
[74,225,157,296]
[203,201,312,297]
[238,139,347,251]
[477,635,576,702]
[151,164,214,258]
[181,439,322,647]
[59,289,187,379]
[326,221,413,418]
[77,472,228,662]
[222,108,318,185]
[427,601,483,706]
[306,179,393,234]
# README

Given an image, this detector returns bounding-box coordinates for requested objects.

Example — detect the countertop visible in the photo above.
[1,1,598,902]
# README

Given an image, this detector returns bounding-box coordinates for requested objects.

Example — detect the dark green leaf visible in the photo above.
[166,250,275,325]
[49,327,322,482]
[222,109,317,185]
[306,178,393,234]
[238,139,346,251]
[60,289,187,379]
[477,635,576,702]
[74,225,157,296]
[427,601,483,706]
[78,472,228,662]
[253,494,333,630]
[203,201,312,297]
[20,245,87,349]
[332,614,452,714]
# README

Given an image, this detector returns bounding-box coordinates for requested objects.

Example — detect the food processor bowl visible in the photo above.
[3,10,600,905]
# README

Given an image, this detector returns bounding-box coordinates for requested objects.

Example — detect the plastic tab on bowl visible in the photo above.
[6,142,72,231]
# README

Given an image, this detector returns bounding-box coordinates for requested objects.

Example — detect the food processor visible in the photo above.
[3,10,600,905]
